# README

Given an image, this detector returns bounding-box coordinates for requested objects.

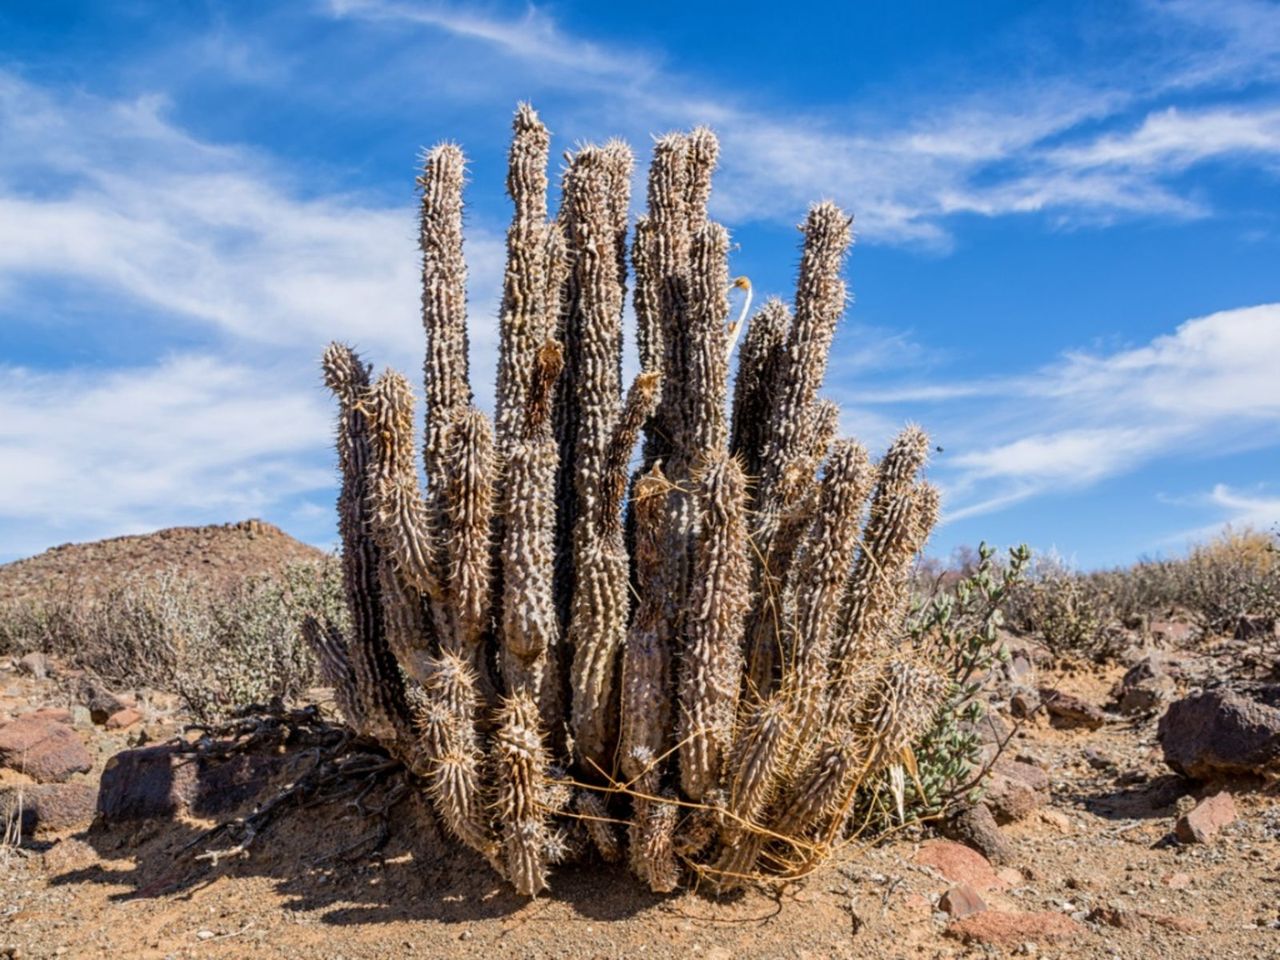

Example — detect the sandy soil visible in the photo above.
[3,656,1278,960]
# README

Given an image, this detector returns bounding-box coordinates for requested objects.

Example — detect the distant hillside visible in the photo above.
[0,520,329,603]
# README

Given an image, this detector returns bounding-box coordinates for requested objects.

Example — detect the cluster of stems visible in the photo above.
[312,104,948,896]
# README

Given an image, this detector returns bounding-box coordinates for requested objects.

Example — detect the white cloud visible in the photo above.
[0,71,508,396]
[908,303,1280,520]
[0,356,334,561]
[323,0,1280,245]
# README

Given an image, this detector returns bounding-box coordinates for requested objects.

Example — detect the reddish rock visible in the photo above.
[30,708,72,724]
[1143,912,1209,934]
[1039,687,1106,730]
[105,707,142,730]
[939,884,986,918]
[1089,904,1140,930]
[97,742,298,821]
[984,760,1049,823]
[913,839,1005,892]
[1009,690,1039,718]
[943,803,1014,864]
[0,781,96,836]
[1175,791,1236,844]
[1159,685,1280,780]
[0,717,92,783]
[946,910,1084,946]
[1162,871,1192,890]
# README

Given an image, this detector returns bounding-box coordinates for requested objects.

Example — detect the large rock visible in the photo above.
[1175,791,1236,844]
[943,803,1014,865]
[984,760,1049,823]
[0,717,93,783]
[913,839,1006,892]
[1113,653,1180,716]
[1158,685,1280,780]
[1039,687,1106,730]
[0,781,96,837]
[97,743,297,821]
[16,652,51,680]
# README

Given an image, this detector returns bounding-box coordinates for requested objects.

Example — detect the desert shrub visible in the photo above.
[1004,553,1124,661]
[1174,528,1279,635]
[0,559,345,720]
[893,543,1030,819]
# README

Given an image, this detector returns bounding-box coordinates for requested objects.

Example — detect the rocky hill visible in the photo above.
[0,520,329,602]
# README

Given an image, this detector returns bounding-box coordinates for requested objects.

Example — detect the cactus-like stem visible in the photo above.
[419,144,474,574]
[321,343,410,744]
[786,440,875,743]
[500,343,564,719]
[678,452,751,801]
[562,144,634,774]
[683,222,732,459]
[493,691,552,896]
[495,103,554,456]
[440,406,497,688]
[730,299,790,485]
[575,790,622,862]
[754,203,852,552]
[618,466,674,784]
[417,651,500,869]
[722,693,790,840]
[828,428,933,711]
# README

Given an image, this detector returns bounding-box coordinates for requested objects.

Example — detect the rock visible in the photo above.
[1162,871,1192,890]
[0,717,93,783]
[940,884,987,918]
[913,839,1006,892]
[1082,747,1114,770]
[1009,690,1040,719]
[1113,653,1180,715]
[16,653,50,680]
[69,706,92,728]
[1158,685,1280,780]
[30,709,72,724]
[1143,912,1208,934]
[943,803,1014,865]
[97,742,298,821]
[1039,688,1106,730]
[1175,791,1236,844]
[1089,904,1140,930]
[41,837,99,874]
[85,690,128,726]
[985,760,1049,823]
[0,782,96,837]
[104,708,142,730]
[946,911,1084,947]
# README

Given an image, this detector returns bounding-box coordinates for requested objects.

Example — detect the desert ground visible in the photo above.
[2,522,1277,959]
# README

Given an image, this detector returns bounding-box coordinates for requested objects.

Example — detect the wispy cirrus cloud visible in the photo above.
[324,0,1280,245]
[884,303,1280,521]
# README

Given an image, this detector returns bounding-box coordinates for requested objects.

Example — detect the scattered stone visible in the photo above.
[1089,904,1140,930]
[943,803,1014,865]
[1162,871,1192,890]
[16,653,50,680]
[0,717,93,783]
[104,707,142,730]
[0,782,96,837]
[97,742,298,821]
[1039,688,1106,730]
[1149,620,1195,646]
[985,760,1050,823]
[84,690,128,726]
[946,910,1084,947]
[1010,690,1040,719]
[1082,747,1114,770]
[1158,685,1280,780]
[1143,912,1208,934]
[1234,615,1276,641]
[1175,791,1236,844]
[940,884,987,918]
[913,839,1005,892]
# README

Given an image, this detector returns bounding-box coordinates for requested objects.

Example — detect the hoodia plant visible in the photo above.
[309,103,948,896]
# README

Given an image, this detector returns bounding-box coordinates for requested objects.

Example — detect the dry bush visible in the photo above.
[0,560,345,721]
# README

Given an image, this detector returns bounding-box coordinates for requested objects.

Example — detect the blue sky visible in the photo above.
[1,0,1278,568]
